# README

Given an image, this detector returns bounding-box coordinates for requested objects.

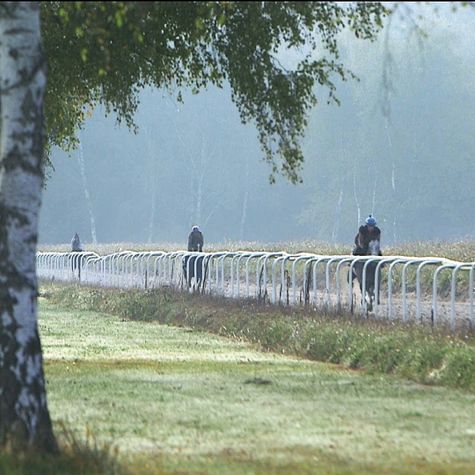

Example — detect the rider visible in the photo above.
[352,215,382,256]
[70,232,84,279]
[71,232,83,252]
[188,225,204,252]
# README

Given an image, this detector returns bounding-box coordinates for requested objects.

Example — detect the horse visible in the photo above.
[182,254,206,291]
[70,251,85,281]
[351,239,382,312]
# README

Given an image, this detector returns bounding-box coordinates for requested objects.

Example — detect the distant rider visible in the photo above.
[188,225,204,252]
[71,232,83,279]
[352,215,382,256]
[71,232,83,252]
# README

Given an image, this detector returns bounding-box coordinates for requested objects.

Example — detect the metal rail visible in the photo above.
[37,251,475,331]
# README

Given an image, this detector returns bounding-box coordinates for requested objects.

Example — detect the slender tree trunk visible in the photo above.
[385,119,397,244]
[188,171,195,229]
[77,133,97,245]
[147,186,156,243]
[146,133,157,244]
[195,135,206,226]
[352,161,361,229]
[0,2,57,453]
[371,170,377,217]
[196,170,203,226]
[332,185,344,244]
[239,190,249,241]
[239,158,250,241]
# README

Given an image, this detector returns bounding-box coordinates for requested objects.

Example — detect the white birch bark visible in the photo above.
[0,2,57,452]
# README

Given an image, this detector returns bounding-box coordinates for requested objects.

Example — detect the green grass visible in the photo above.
[44,284,475,391]
[20,296,475,474]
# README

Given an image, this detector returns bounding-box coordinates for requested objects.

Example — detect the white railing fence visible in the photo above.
[37,251,475,331]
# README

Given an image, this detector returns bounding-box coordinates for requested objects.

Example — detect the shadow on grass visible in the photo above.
[0,423,126,475]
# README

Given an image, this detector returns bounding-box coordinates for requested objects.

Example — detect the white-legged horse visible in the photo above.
[351,239,381,312]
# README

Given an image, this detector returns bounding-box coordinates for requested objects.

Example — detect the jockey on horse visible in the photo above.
[351,215,382,311]
[188,225,204,253]
[352,215,382,257]
[183,225,205,290]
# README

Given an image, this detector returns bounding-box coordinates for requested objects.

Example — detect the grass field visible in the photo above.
[33,298,475,474]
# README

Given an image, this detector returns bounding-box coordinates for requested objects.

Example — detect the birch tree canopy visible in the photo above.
[42,1,387,183]
[0,1,386,453]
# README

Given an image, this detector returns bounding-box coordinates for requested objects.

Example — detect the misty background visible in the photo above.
[39,4,475,249]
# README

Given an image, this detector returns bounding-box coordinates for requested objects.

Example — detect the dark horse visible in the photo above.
[182,254,206,291]
[351,240,381,312]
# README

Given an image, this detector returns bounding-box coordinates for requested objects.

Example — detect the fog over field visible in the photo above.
[39,4,475,249]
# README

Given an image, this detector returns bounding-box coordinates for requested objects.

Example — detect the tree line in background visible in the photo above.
[41,8,475,248]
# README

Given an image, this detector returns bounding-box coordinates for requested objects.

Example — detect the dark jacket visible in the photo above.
[188,230,204,252]
[353,225,381,255]
[71,234,83,252]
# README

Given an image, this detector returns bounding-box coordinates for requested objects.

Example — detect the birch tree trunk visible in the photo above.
[331,185,344,244]
[239,158,250,241]
[194,135,206,227]
[0,2,57,452]
[352,161,361,230]
[146,133,157,244]
[78,133,97,245]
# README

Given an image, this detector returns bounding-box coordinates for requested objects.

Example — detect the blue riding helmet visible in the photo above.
[365,215,377,226]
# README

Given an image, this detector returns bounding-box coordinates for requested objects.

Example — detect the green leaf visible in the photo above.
[217,13,226,27]
[80,48,88,62]
[195,17,204,30]
[115,10,124,28]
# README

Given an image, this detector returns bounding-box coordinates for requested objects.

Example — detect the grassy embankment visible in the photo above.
[44,283,475,391]
[2,290,475,474]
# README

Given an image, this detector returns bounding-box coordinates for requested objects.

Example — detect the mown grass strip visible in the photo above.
[42,283,475,392]
[37,300,475,474]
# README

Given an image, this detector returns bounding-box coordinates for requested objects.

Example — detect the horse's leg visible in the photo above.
[188,257,194,290]
[376,270,381,305]
[351,267,363,312]
[197,269,202,292]
[196,259,203,292]
[359,277,365,307]
[364,267,374,309]
[367,289,373,312]
[349,268,360,314]
[369,269,378,312]
[348,270,355,314]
